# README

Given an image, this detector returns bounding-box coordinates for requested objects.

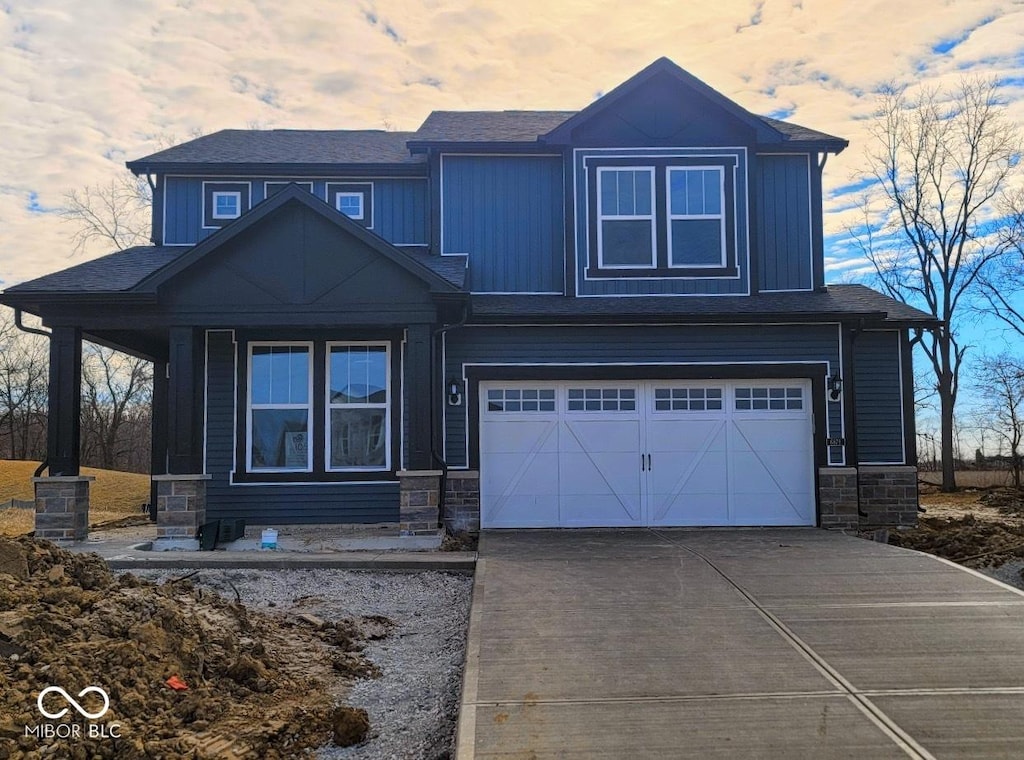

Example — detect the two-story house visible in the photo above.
[2,58,934,543]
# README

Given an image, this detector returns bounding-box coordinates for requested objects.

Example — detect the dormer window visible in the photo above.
[203,182,251,229]
[326,182,373,228]
[336,192,364,220]
[597,168,656,268]
[668,167,725,267]
[584,155,738,280]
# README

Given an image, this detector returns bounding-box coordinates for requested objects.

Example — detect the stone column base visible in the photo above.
[858,465,918,527]
[817,468,859,530]
[154,474,210,545]
[444,471,480,534]
[397,470,441,535]
[818,465,919,530]
[33,476,95,543]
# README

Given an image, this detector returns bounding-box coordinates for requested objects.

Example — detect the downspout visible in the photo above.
[430,301,469,528]
[13,309,52,477]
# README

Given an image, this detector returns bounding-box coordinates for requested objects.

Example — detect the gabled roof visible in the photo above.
[469,285,936,326]
[135,185,459,294]
[0,187,467,308]
[127,130,425,174]
[540,58,846,152]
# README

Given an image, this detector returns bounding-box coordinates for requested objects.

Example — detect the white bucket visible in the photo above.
[260,528,278,550]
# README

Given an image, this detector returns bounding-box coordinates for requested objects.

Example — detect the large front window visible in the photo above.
[248,344,312,471]
[243,339,393,480]
[328,344,389,470]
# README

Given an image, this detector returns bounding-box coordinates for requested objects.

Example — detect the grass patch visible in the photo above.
[0,460,150,537]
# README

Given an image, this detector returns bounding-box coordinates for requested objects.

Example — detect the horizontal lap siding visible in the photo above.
[204,331,399,523]
[756,155,813,292]
[442,156,563,293]
[163,177,427,247]
[854,330,905,464]
[443,324,842,466]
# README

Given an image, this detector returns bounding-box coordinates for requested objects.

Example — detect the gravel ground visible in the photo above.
[130,568,473,759]
[978,560,1024,591]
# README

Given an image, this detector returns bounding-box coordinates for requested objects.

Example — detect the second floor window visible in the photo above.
[212,192,241,219]
[586,156,737,279]
[335,192,364,220]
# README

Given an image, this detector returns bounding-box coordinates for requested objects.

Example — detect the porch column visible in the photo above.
[167,327,203,474]
[159,329,206,544]
[406,323,433,470]
[149,360,168,519]
[46,326,82,475]
[35,326,90,542]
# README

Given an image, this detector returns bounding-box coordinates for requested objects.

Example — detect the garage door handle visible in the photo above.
[641,453,646,471]
[647,453,652,470]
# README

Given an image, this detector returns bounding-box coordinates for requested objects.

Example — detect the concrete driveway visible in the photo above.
[456,529,1024,758]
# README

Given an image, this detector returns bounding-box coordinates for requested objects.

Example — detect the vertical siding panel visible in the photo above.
[755,156,812,291]
[854,331,905,463]
[441,155,563,293]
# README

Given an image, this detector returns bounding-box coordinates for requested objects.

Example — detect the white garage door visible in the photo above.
[479,380,814,528]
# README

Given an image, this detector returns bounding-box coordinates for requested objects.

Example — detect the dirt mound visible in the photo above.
[0,537,385,759]
[980,487,1024,516]
[889,514,1024,568]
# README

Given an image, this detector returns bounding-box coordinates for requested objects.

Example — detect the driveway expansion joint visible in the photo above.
[649,528,937,760]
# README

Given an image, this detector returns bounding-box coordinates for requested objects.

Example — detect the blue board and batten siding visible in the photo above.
[755,155,813,292]
[442,324,844,467]
[163,177,428,247]
[203,330,400,523]
[441,155,564,293]
[853,331,906,464]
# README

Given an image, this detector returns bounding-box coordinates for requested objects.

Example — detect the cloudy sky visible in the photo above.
[1,0,1023,289]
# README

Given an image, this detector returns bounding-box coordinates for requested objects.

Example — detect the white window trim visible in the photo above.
[326,341,391,472]
[596,166,657,269]
[246,341,315,473]
[335,192,365,220]
[212,191,242,220]
[666,165,727,268]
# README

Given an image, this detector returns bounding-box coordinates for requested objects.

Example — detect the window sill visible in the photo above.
[231,471,397,485]
[585,265,739,279]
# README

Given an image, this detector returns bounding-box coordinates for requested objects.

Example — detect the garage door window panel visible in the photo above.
[736,386,804,411]
[487,388,556,413]
[653,387,723,412]
[567,388,636,412]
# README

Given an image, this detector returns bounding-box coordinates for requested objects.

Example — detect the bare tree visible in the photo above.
[80,345,152,471]
[973,354,1024,487]
[59,173,152,256]
[0,309,48,460]
[854,78,1024,491]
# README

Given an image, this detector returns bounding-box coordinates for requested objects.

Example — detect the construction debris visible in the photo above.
[0,537,386,759]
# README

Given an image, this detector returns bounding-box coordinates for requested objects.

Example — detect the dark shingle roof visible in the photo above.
[412,111,577,142]
[469,285,936,324]
[759,116,846,145]
[3,245,468,295]
[128,130,424,169]
[412,110,844,146]
[402,250,467,290]
[5,247,185,293]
